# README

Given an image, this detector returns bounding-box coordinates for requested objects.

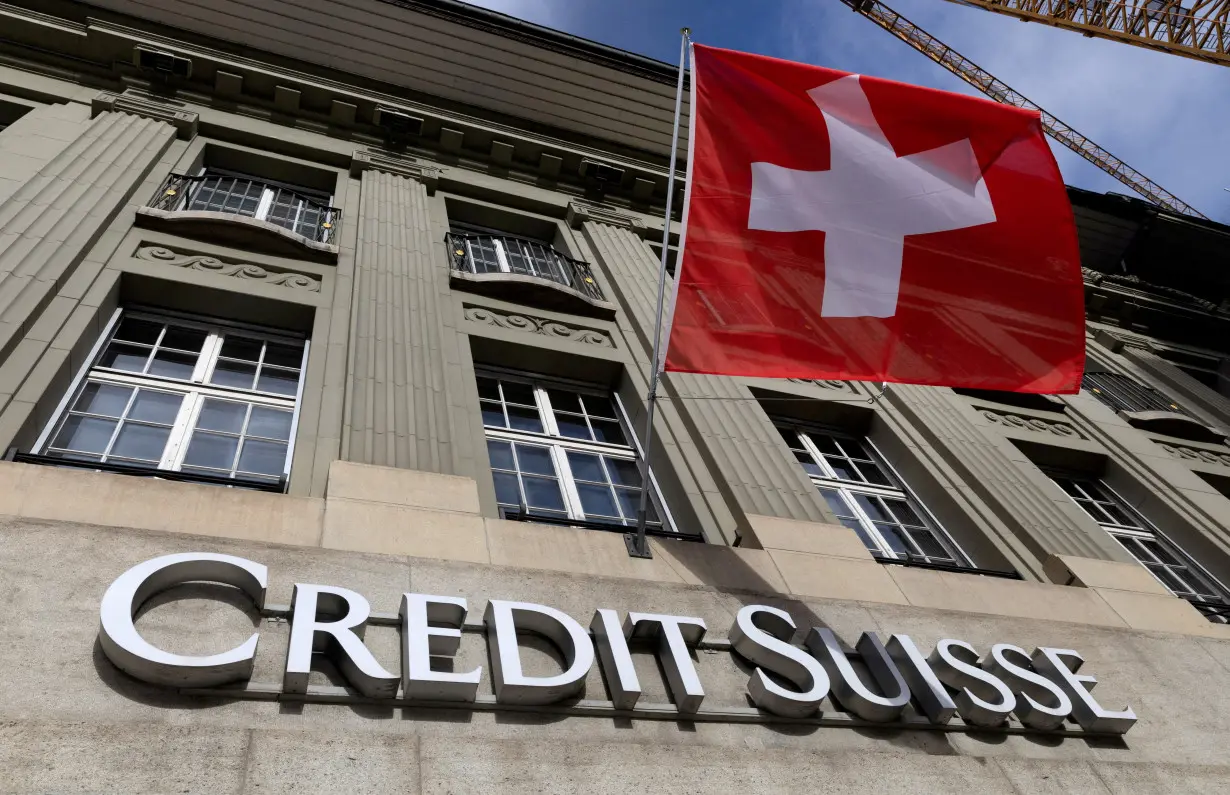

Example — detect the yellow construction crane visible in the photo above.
[843,0,1209,219]
[942,1,1230,66]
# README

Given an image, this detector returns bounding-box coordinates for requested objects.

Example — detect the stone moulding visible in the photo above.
[92,90,199,140]
[351,149,442,194]
[462,305,614,348]
[135,245,322,292]
[1158,441,1230,468]
[980,409,1086,440]
[566,200,649,236]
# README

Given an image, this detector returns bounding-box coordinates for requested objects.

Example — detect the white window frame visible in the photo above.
[477,368,680,535]
[33,308,307,485]
[777,421,970,566]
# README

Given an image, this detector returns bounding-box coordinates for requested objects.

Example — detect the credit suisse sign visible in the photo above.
[99,553,1137,735]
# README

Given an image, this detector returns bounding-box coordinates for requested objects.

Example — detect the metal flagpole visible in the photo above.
[627,27,691,559]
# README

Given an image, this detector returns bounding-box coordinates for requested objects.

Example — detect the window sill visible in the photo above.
[135,207,339,264]
[450,270,617,319]
[5,451,286,494]
[500,511,701,541]
[873,554,1021,580]
[1119,409,1227,444]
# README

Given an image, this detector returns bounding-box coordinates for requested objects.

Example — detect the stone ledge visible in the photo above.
[1045,553,1172,596]
[327,460,480,514]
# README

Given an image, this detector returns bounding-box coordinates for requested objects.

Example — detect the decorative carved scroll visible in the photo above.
[463,306,614,348]
[135,246,322,292]
[980,409,1086,440]
[1157,442,1230,468]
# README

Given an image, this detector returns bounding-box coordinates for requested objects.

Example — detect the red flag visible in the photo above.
[663,44,1086,394]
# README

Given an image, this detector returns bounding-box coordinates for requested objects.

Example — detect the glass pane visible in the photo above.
[874,523,912,555]
[1099,501,1137,527]
[546,389,582,413]
[853,494,892,523]
[825,456,858,481]
[616,487,656,523]
[196,399,247,434]
[883,498,923,527]
[481,402,507,429]
[256,367,300,396]
[581,395,617,419]
[211,360,257,390]
[807,433,842,456]
[855,460,892,486]
[506,405,543,433]
[577,483,619,517]
[159,327,207,354]
[128,390,183,424]
[53,416,116,453]
[148,350,198,380]
[909,528,952,560]
[776,425,801,448]
[73,383,133,417]
[1146,540,1183,567]
[606,458,642,487]
[263,343,303,368]
[492,472,521,506]
[840,516,879,551]
[1054,478,1084,499]
[818,487,854,519]
[476,377,501,401]
[183,432,239,470]
[501,382,536,406]
[220,336,264,362]
[794,450,822,477]
[247,407,293,441]
[522,475,565,511]
[114,318,162,345]
[1148,564,1190,595]
[486,440,515,471]
[555,414,592,440]
[590,419,626,446]
[110,423,170,461]
[837,437,871,460]
[515,444,556,476]
[237,439,287,476]
[98,343,150,372]
[566,451,606,483]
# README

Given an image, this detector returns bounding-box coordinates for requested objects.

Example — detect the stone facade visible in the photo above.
[2,0,1230,792]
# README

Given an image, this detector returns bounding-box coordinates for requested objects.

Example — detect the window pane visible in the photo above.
[515,444,556,476]
[566,451,606,483]
[53,416,116,453]
[183,432,239,470]
[148,350,197,380]
[824,456,859,481]
[159,327,208,354]
[501,382,536,406]
[110,423,170,461]
[874,523,912,555]
[73,383,133,417]
[854,494,892,523]
[256,367,300,396]
[492,472,521,506]
[577,483,619,517]
[1148,564,1190,595]
[522,476,565,511]
[807,433,842,456]
[247,407,293,441]
[506,405,543,433]
[114,318,162,345]
[1145,540,1183,567]
[129,390,183,424]
[794,450,822,477]
[776,425,801,448]
[909,528,952,560]
[98,343,150,372]
[855,460,892,486]
[606,458,642,487]
[883,498,923,527]
[237,439,287,476]
[839,516,879,551]
[590,419,626,445]
[481,402,507,429]
[197,399,247,434]
[818,487,854,519]
[1099,501,1137,527]
[476,377,501,401]
[616,487,657,523]
[581,395,617,419]
[546,389,582,413]
[211,360,257,389]
[1054,478,1084,499]
[220,336,264,362]
[555,414,592,440]
[263,343,303,368]
[486,440,515,471]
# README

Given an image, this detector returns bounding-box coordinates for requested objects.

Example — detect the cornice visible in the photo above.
[350,149,441,194]
[91,89,198,139]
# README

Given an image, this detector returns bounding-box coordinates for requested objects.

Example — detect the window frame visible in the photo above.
[1047,471,1230,617]
[476,367,680,535]
[33,307,308,487]
[776,420,971,566]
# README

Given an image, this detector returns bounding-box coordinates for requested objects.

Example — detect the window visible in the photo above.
[448,228,603,301]
[35,311,305,487]
[777,423,966,565]
[1050,473,1229,621]
[1083,371,1187,415]
[479,372,679,535]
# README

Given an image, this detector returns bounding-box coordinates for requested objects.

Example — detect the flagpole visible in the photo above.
[627,27,691,559]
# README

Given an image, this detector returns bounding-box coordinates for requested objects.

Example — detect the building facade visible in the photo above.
[3,0,1230,791]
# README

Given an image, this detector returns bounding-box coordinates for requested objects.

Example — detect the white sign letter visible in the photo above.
[729,605,829,717]
[485,600,595,705]
[284,584,398,698]
[1035,647,1136,734]
[400,593,482,702]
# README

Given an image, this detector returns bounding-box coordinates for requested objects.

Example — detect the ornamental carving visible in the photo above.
[787,378,854,393]
[1157,442,1230,468]
[463,306,614,348]
[135,246,322,292]
[981,409,1086,440]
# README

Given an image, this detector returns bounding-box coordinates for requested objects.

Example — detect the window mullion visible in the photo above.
[492,239,512,274]
[98,388,141,462]
[796,431,831,477]
[161,392,202,469]
[552,445,585,521]
[841,485,892,558]
[537,387,561,437]
[194,333,223,384]
[255,188,274,221]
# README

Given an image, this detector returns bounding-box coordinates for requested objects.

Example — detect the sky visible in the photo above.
[461,0,1230,224]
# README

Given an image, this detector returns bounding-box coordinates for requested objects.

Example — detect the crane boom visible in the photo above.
[843,0,1208,219]
[942,0,1230,66]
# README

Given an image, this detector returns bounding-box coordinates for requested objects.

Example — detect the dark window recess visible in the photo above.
[1082,372,1188,416]
[447,231,604,301]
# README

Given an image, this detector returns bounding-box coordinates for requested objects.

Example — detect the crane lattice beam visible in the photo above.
[843,0,1208,218]
[942,0,1230,66]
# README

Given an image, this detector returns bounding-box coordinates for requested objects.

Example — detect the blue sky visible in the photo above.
[463,0,1230,224]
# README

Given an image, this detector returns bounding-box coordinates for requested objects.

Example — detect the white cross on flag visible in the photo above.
[664,45,1086,393]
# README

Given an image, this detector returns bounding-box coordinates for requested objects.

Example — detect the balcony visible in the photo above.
[447,232,615,317]
[137,173,342,261]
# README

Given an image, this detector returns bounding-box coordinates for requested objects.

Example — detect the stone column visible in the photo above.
[570,202,830,543]
[342,151,459,474]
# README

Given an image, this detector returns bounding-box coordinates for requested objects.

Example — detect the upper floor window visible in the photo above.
[152,169,340,244]
[479,372,683,536]
[448,227,604,302]
[33,310,305,489]
[1050,473,1229,621]
[1083,371,1187,415]
[777,423,967,566]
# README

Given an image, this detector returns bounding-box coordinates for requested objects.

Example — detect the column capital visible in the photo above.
[350,149,441,194]
[91,91,198,140]
[566,201,649,236]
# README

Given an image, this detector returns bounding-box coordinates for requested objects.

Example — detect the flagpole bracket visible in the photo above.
[624,531,654,559]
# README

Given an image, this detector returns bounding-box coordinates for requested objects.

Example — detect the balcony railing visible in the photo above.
[447,232,605,302]
[150,173,342,245]
[1082,371,1189,416]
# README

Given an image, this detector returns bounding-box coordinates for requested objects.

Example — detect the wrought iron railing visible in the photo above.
[447,232,605,301]
[5,449,286,493]
[499,509,701,541]
[150,173,342,245]
[1188,597,1230,623]
[874,552,1023,580]
[1082,371,1190,416]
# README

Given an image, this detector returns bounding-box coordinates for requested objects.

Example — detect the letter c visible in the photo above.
[99,552,268,687]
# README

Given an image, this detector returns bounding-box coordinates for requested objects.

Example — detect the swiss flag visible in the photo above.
[663,44,1086,394]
